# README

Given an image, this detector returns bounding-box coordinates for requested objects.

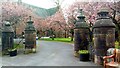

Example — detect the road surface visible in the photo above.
[2,40,101,67]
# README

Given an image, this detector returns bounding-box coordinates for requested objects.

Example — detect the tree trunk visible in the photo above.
[71,33,74,41]
[64,30,67,38]
[14,26,17,38]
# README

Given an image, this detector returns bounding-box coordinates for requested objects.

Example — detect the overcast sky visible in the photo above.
[22,0,75,9]
[22,0,118,9]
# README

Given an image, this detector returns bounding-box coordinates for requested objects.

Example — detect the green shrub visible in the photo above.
[8,48,17,51]
[115,41,120,49]
[8,43,24,51]
[78,50,89,54]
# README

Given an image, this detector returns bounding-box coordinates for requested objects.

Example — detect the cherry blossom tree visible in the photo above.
[44,10,67,38]
[108,1,120,45]
[36,0,68,38]
[2,1,42,37]
[64,1,114,41]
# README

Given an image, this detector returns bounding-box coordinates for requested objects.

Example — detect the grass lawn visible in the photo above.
[40,38,74,43]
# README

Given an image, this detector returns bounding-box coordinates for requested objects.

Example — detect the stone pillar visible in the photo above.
[74,9,89,57]
[93,8,116,65]
[2,21,14,55]
[24,16,36,53]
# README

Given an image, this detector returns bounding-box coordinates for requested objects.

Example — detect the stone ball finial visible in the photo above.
[5,21,10,26]
[29,16,32,21]
[77,9,85,19]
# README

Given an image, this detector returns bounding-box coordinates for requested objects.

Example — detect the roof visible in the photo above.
[93,8,116,28]
[97,8,109,14]
[75,21,89,29]
[2,22,14,32]
[93,18,116,28]
[23,3,58,18]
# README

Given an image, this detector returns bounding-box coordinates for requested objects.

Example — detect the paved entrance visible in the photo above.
[2,41,101,66]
